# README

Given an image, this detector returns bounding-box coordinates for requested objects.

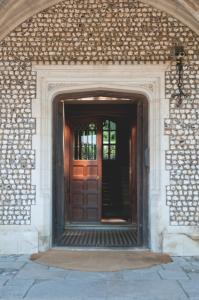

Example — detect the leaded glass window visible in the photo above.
[103,120,117,160]
[74,123,97,160]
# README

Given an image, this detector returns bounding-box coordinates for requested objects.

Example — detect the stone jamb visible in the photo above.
[3,63,198,254]
[30,64,169,253]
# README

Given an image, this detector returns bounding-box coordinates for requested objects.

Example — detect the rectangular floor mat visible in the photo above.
[58,228,137,247]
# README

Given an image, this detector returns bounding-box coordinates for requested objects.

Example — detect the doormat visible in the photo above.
[30,250,172,272]
[58,228,137,247]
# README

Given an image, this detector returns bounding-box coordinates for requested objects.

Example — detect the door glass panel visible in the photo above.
[103,131,109,144]
[103,145,109,160]
[110,145,116,160]
[102,120,117,160]
[74,123,97,160]
[110,121,116,130]
[110,131,116,144]
[103,120,109,130]
[110,145,116,159]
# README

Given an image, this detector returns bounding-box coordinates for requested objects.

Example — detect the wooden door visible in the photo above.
[52,101,65,243]
[69,120,102,222]
[130,111,137,225]
[102,119,121,218]
[135,101,149,246]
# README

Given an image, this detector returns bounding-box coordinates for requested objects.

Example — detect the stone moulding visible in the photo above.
[1,63,199,255]
[31,63,170,253]
[0,0,198,42]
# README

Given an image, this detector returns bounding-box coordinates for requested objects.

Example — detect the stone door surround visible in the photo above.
[31,64,169,253]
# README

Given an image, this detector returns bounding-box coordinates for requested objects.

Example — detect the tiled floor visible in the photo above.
[0,254,199,299]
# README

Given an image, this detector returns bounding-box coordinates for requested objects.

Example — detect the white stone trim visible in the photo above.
[1,0,198,42]
[3,64,198,255]
[30,64,170,253]
[4,63,199,255]
[0,226,38,255]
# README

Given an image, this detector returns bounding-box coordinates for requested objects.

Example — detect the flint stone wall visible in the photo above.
[0,0,199,225]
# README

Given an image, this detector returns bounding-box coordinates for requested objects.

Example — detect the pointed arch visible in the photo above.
[0,0,198,41]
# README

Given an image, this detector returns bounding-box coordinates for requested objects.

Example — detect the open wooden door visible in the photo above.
[135,101,149,246]
[53,101,65,243]
[129,110,137,226]
[69,120,102,222]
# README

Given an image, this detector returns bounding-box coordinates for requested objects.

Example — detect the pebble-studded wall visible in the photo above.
[0,0,198,225]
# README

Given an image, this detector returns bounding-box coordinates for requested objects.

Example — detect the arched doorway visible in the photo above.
[53,90,149,248]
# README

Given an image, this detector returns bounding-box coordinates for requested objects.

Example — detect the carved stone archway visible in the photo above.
[28,63,169,252]
[0,0,198,42]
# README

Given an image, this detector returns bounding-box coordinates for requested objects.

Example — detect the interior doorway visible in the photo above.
[102,117,131,224]
[53,92,149,248]
[67,104,134,225]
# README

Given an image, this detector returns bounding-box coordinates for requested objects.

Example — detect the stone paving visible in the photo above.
[0,255,199,299]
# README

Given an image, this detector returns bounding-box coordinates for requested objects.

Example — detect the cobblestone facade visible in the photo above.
[165,61,199,225]
[0,0,199,225]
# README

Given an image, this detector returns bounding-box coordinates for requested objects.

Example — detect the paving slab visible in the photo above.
[179,279,199,299]
[107,297,182,300]
[15,255,31,262]
[189,262,199,270]
[0,279,34,299]
[0,255,198,300]
[96,271,124,281]
[0,277,9,287]
[183,264,199,274]
[158,269,189,280]
[0,270,18,278]
[184,272,199,280]
[121,268,162,280]
[26,278,107,299]
[0,256,19,262]
[0,261,25,270]
[65,270,123,281]
[161,262,184,271]
[106,280,188,300]
[189,257,199,263]
[15,262,68,280]
[172,257,190,264]
[170,258,196,271]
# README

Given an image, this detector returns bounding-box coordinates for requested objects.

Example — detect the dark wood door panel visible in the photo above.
[73,165,84,176]
[69,122,101,222]
[86,194,99,207]
[72,193,84,206]
[86,208,99,221]
[71,207,84,221]
[53,101,65,243]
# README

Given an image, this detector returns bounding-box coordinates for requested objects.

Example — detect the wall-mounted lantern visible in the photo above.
[171,45,187,107]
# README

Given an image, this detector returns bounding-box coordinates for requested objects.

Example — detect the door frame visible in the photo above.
[52,90,149,247]
[32,63,169,253]
[66,105,137,224]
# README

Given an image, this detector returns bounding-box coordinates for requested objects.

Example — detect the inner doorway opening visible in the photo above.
[102,118,131,224]
[68,105,134,225]
[53,92,148,248]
